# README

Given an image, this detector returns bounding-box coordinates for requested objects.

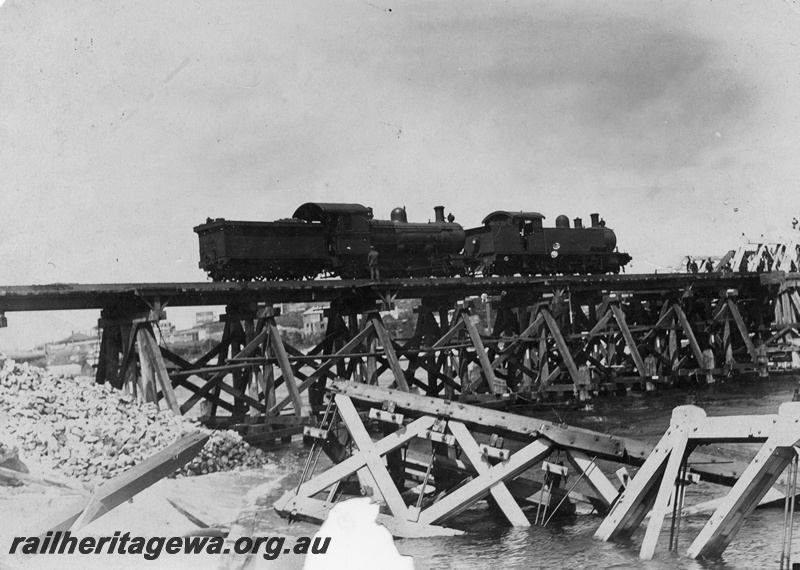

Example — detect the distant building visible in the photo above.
[46,331,98,352]
[196,311,215,326]
[45,331,100,369]
[165,329,201,345]
[302,307,327,338]
[157,321,176,334]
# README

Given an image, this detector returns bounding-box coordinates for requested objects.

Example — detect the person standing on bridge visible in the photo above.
[368,246,380,281]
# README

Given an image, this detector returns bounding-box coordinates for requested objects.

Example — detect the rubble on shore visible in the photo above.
[0,361,268,485]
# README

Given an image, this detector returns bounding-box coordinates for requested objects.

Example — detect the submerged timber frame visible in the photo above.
[1,272,800,435]
[595,402,800,561]
[274,381,797,561]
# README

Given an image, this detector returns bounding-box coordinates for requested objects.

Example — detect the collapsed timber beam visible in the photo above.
[274,382,770,539]
[329,381,750,485]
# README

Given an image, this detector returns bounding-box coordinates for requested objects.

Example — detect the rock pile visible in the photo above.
[0,361,268,484]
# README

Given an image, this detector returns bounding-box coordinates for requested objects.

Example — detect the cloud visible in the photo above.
[0,0,798,290]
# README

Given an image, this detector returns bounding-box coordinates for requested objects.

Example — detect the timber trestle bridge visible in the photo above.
[1,271,800,437]
[6,272,800,562]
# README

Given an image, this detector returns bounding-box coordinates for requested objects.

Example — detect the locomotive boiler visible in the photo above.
[194,202,465,281]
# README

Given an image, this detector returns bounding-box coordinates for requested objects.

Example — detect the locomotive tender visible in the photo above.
[194,202,630,281]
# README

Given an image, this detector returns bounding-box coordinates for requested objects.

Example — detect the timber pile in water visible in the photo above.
[0,361,268,485]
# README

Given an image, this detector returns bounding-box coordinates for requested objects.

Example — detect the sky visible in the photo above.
[1,0,799,348]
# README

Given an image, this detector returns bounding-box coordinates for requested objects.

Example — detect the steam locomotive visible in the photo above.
[194,202,631,281]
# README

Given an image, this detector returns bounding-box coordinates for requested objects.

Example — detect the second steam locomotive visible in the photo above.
[194,202,631,281]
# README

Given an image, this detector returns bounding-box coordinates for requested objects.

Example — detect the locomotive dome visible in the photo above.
[391,207,408,223]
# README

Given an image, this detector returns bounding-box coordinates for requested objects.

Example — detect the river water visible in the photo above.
[258,375,800,570]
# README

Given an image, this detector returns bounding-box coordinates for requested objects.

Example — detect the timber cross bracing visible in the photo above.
[2,271,797,432]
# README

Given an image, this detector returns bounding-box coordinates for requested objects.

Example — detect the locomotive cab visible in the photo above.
[467,211,545,274]
[293,203,372,277]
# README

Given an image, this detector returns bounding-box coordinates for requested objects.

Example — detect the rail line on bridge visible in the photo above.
[0,271,799,444]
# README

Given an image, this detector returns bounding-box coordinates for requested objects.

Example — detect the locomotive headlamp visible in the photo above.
[553,242,561,250]
[551,250,559,258]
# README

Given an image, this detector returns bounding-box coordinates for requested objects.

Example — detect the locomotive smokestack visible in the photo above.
[574,217,582,229]
[590,213,600,228]
[434,206,445,224]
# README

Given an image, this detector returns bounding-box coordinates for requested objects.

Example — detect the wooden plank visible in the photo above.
[594,428,675,541]
[567,451,618,507]
[541,309,581,387]
[0,466,87,494]
[692,414,776,443]
[269,322,375,415]
[219,476,261,570]
[586,309,615,340]
[366,336,378,384]
[179,329,269,415]
[723,319,734,366]
[712,249,735,271]
[726,299,758,363]
[70,497,106,532]
[673,304,705,367]
[170,362,262,378]
[639,418,691,559]
[418,438,552,525]
[118,324,138,392]
[539,329,550,385]
[331,380,643,462]
[275,495,461,538]
[135,326,158,404]
[462,313,499,392]
[688,443,795,559]
[267,318,309,417]
[160,349,267,409]
[371,314,410,392]
[166,497,218,528]
[170,374,235,413]
[137,324,180,414]
[10,432,208,564]
[94,325,109,385]
[331,381,747,485]
[334,394,409,518]
[448,421,530,526]
[491,313,544,370]
[610,304,648,378]
[790,290,800,322]
[687,402,800,558]
[284,414,436,500]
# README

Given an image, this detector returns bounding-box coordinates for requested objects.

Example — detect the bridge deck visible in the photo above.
[0,272,785,312]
